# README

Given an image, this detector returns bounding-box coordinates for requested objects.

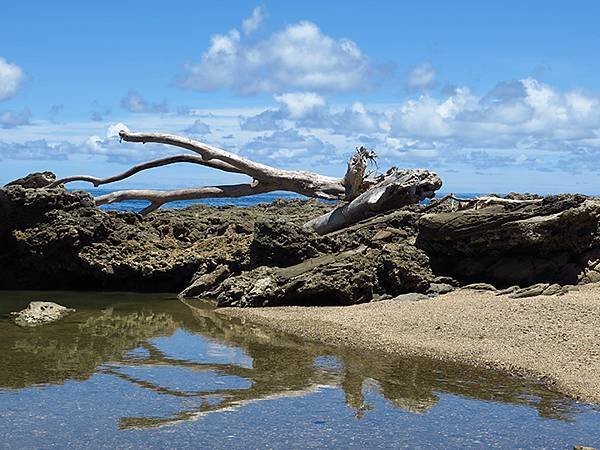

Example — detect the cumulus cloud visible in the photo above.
[0,57,25,101]
[179,20,370,94]
[406,62,436,90]
[0,109,31,128]
[390,78,600,150]
[242,5,266,36]
[120,90,168,114]
[183,119,211,135]
[106,122,130,138]
[241,92,386,136]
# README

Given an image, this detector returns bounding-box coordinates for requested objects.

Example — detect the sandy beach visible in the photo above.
[220,284,600,404]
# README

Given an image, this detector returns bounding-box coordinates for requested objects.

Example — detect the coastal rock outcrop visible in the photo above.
[3,172,600,306]
[417,195,600,286]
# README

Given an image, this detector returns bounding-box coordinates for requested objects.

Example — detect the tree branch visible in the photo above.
[118,130,345,198]
[47,154,242,189]
[304,168,443,235]
[94,182,279,214]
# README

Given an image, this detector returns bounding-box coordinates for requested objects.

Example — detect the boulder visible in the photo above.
[417,195,600,286]
[4,171,56,189]
[10,301,75,327]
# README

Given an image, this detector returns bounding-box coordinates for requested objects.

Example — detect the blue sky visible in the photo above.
[2,1,600,193]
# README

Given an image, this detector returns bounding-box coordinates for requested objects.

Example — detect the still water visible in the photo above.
[0,291,599,449]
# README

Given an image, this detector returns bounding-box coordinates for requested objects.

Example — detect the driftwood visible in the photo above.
[51,128,442,233]
[422,194,543,213]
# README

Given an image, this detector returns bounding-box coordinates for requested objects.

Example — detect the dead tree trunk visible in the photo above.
[50,129,442,233]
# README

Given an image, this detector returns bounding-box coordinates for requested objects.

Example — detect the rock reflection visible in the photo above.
[0,295,582,430]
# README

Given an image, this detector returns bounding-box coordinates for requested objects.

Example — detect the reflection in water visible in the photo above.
[0,291,586,435]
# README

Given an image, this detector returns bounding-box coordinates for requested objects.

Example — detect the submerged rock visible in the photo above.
[10,301,75,327]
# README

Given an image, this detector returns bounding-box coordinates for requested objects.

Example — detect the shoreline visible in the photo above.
[219,284,600,404]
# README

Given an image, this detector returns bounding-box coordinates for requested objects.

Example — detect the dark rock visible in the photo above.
[10,301,75,327]
[376,243,434,295]
[249,219,332,268]
[418,195,600,286]
[4,171,57,188]
[178,264,231,298]
[215,247,377,307]
[426,283,455,296]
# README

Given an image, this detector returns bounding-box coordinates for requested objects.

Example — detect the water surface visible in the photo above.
[1,291,599,448]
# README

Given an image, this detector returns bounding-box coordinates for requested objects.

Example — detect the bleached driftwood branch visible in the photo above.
[118,131,346,199]
[305,168,442,234]
[50,128,442,233]
[95,182,278,214]
[47,154,243,188]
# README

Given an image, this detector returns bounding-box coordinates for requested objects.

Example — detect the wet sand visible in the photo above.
[220,284,600,404]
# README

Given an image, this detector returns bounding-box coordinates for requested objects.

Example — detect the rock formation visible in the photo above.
[2,173,600,306]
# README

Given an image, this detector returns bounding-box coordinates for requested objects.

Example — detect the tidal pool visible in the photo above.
[0,291,599,448]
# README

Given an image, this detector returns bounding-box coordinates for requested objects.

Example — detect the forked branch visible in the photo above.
[47,154,243,189]
[95,182,278,214]
[48,128,442,233]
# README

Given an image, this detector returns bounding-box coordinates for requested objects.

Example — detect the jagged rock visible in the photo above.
[4,174,600,308]
[215,247,377,307]
[376,243,434,295]
[249,219,332,268]
[0,178,333,291]
[10,301,75,327]
[4,171,56,188]
[418,195,600,286]
[178,264,231,298]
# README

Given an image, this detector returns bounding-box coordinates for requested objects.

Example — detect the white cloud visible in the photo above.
[242,5,266,36]
[406,62,436,90]
[0,57,25,101]
[120,90,168,114]
[241,92,386,136]
[180,20,370,94]
[390,78,600,147]
[274,92,327,119]
[106,122,130,138]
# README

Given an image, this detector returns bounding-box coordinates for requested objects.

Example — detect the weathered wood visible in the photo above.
[47,154,242,189]
[342,147,374,201]
[95,182,278,214]
[304,168,442,235]
[118,131,346,199]
[49,128,442,226]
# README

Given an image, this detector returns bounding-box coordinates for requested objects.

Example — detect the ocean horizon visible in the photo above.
[81,188,485,213]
